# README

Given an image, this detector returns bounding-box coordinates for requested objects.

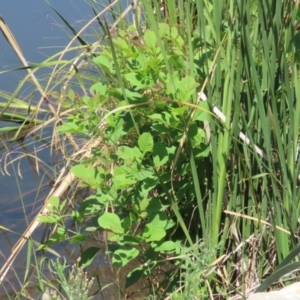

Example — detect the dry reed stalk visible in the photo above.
[43,0,119,98]
[0,14,79,151]
[57,0,132,90]
[0,14,57,117]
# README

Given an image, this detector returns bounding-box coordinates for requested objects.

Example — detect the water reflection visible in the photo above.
[0,0,98,297]
[0,1,147,298]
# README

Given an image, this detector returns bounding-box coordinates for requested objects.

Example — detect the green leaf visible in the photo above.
[153,142,168,167]
[80,247,100,267]
[56,122,79,133]
[71,164,104,188]
[134,168,153,181]
[113,173,136,188]
[109,118,126,144]
[158,23,169,37]
[154,241,177,252]
[85,227,97,232]
[93,55,112,69]
[166,145,177,159]
[138,132,153,153]
[142,212,169,241]
[107,231,120,242]
[145,58,163,71]
[168,54,184,68]
[124,72,144,89]
[166,72,180,94]
[48,196,60,211]
[38,215,57,224]
[47,227,66,244]
[136,53,146,69]
[179,76,199,92]
[98,212,124,234]
[146,197,166,214]
[117,146,142,162]
[70,233,85,244]
[194,145,211,158]
[113,37,129,50]
[188,125,206,145]
[193,101,211,121]
[59,199,67,212]
[142,227,166,242]
[122,89,141,101]
[68,88,75,101]
[125,267,145,288]
[139,198,150,211]
[175,36,184,47]
[178,76,199,101]
[112,246,139,267]
[171,26,178,39]
[57,226,65,237]
[78,197,102,217]
[90,82,107,95]
[144,30,157,49]
[118,235,140,245]
[148,212,168,228]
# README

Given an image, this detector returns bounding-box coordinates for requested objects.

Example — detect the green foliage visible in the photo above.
[36,0,300,298]
[169,243,217,300]
[41,257,94,300]
[40,20,212,295]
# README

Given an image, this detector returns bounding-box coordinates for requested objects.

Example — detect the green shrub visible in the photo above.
[37,0,300,298]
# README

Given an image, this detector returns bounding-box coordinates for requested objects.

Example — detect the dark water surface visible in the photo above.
[0,1,125,298]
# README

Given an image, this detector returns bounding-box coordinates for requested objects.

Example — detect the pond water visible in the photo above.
[0,1,137,298]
